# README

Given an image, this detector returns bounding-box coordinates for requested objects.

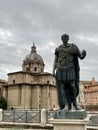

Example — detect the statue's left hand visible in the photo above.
[82,50,86,57]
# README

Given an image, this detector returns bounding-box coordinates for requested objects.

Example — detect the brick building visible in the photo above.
[81,78,98,110]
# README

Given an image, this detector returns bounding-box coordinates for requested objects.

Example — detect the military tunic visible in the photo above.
[55,43,80,82]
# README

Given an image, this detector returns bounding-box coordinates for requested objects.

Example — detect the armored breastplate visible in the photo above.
[57,45,74,67]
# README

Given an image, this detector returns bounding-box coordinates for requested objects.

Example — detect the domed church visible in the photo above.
[3,44,58,109]
[22,43,45,73]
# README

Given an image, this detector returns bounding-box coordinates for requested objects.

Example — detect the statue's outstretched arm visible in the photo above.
[75,44,87,59]
[79,50,86,59]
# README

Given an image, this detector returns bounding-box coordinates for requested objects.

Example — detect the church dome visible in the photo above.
[25,46,44,65]
[22,43,45,73]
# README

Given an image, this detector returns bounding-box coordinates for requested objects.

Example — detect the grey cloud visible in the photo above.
[0,0,98,80]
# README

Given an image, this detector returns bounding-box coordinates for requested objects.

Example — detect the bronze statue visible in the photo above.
[53,34,86,111]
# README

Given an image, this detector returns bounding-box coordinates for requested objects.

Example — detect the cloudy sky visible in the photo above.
[0,0,98,81]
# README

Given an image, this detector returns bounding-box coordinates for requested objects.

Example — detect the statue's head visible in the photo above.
[61,34,69,42]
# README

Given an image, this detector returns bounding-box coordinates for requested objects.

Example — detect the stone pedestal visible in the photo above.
[49,117,89,130]
[53,110,86,119]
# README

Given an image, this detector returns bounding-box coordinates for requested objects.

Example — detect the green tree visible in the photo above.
[0,96,7,109]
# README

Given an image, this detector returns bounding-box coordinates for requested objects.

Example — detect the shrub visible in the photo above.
[0,96,7,109]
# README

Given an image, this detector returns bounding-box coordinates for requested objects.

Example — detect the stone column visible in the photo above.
[49,117,89,130]
[0,109,3,122]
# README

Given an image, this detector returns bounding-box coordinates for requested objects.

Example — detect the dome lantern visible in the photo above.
[31,42,36,53]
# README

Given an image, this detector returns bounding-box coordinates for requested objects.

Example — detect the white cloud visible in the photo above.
[0,28,13,41]
[76,34,98,46]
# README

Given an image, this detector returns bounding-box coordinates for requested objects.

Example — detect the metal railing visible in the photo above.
[2,109,98,127]
[2,109,41,123]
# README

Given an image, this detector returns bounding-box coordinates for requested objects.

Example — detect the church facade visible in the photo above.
[3,44,58,110]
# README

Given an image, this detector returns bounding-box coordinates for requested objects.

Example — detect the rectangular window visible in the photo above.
[34,67,37,71]
[13,80,15,84]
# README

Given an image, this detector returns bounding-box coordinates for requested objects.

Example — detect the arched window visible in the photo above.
[47,81,49,84]
[34,67,37,71]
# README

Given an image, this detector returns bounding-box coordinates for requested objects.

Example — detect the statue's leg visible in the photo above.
[61,83,69,111]
[56,81,65,109]
[70,81,81,110]
[56,81,68,110]
[64,82,72,110]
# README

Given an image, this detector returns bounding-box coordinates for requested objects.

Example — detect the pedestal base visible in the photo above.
[53,109,86,119]
[49,117,89,130]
